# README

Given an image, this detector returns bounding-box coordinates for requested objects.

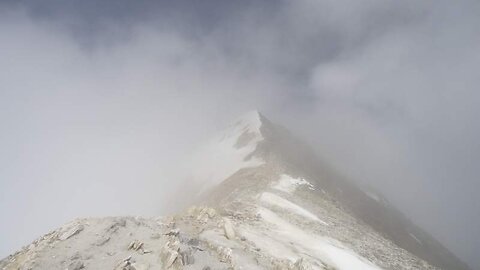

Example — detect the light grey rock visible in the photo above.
[205,208,217,218]
[128,240,144,251]
[163,250,179,268]
[106,218,127,234]
[95,236,111,246]
[222,218,235,240]
[67,260,84,270]
[59,224,84,241]
[180,248,195,265]
[217,246,232,263]
[292,258,312,270]
[165,229,180,236]
[70,252,82,261]
[115,255,136,270]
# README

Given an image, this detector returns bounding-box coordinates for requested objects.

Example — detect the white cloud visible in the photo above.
[0,1,479,267]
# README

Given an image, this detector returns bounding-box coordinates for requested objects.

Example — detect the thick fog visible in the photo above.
[0,0,479,268]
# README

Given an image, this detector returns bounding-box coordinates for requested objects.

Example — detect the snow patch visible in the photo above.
[260,192,328,225]
[257,207,383,270]
[233,110,263,135]
[409,233,422,245]
[273,174,315,193]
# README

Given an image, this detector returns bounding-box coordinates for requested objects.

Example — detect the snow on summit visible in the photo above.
[230,110,264,136]
[190,110,264,194]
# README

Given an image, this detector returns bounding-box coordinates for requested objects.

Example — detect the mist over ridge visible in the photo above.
[0,0,479,268]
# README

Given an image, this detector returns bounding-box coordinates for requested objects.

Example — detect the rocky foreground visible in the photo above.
[0,205,329,270]
[0,179,440,270]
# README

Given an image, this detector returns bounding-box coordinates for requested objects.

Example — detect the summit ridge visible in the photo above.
[0,112,471,270]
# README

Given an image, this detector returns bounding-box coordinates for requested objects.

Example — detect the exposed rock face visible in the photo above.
[0,111,470,270]
[58,223,84,241]
[67,260,84,270]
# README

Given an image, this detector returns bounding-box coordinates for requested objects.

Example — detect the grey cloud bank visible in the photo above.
[0,0,479,268]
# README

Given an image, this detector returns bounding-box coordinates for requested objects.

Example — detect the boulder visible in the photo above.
[222,218,235,240]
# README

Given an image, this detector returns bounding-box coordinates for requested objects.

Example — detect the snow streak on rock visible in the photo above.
[273,174,315,193]
[260,192,328,225]
[255,207,382,270]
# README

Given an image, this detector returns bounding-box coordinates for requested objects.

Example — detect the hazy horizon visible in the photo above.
[0,0,479,268]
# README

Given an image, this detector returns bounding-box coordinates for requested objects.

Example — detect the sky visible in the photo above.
[0,0,479,268]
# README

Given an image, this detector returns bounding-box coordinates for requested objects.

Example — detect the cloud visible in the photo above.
[0,0,479,268]
[301,1,480,266]
[0,7,283,259]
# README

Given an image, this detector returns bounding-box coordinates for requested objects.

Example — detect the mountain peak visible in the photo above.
[232,110,265,135]
[195,111,471,270]
[188,111,266,195]
[2,111,471,270]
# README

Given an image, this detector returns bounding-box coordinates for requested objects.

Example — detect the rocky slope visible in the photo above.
[0,111,470,270]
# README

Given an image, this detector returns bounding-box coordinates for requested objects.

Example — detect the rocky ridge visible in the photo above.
[0,111,470,270]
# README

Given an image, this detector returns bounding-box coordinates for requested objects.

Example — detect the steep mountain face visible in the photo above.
[0,111,470,270]
[197,111,469,270]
